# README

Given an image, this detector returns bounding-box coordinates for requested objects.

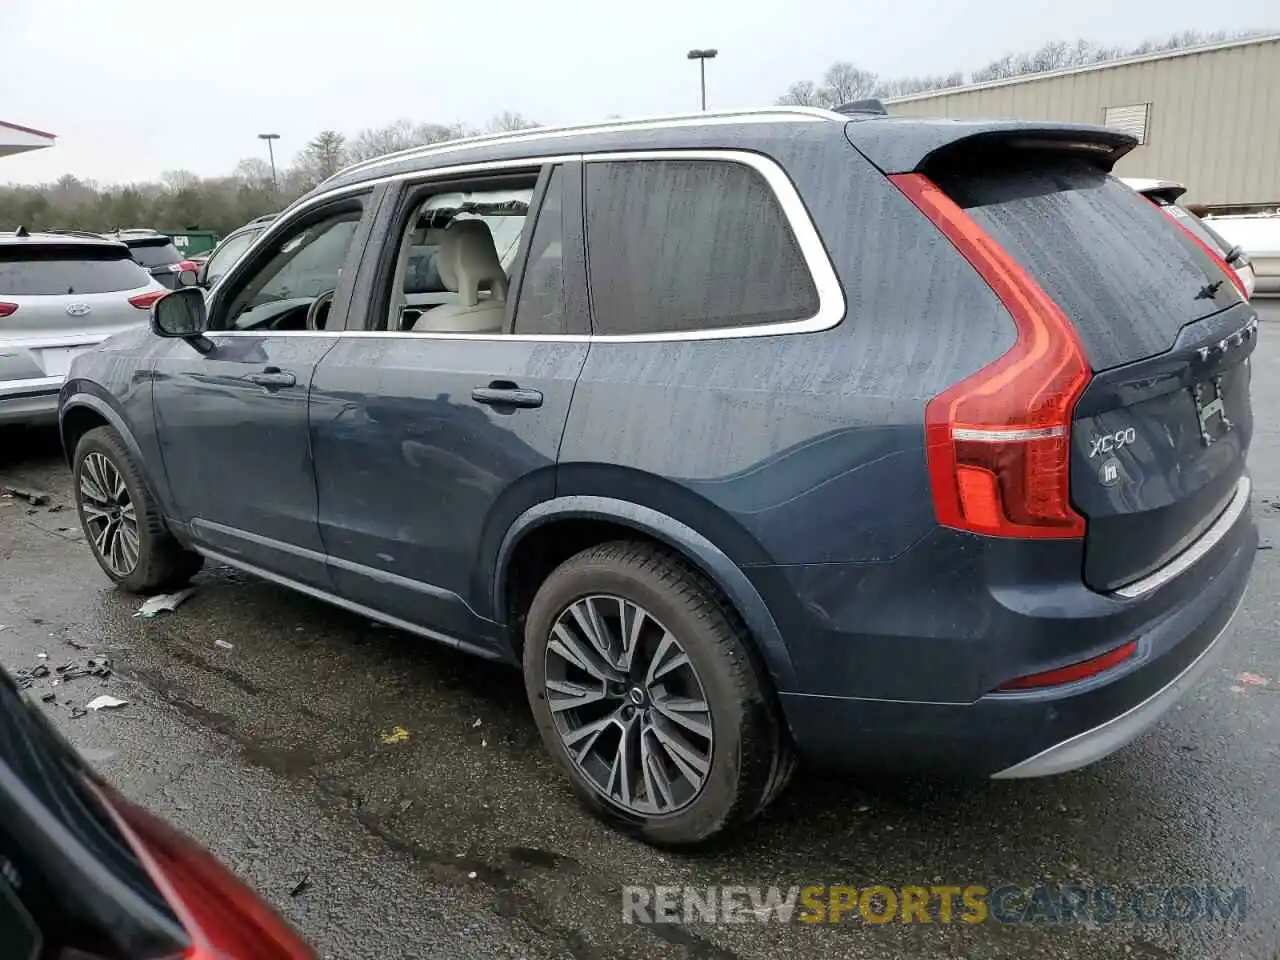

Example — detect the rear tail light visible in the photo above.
[0,301,17,318]
[129,290,166,310]
[890,173,1090,539]
[178,259,198,272]
[996,640,1138,691]
[1162,212,1249,299]
[88,781,316,959]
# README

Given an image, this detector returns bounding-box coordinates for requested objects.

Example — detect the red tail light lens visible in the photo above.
[996,640,1138,691]
[129,290,166,310]
[1162,211,1248,299]
[89,781,317,959]
[0,302,17,317]
[890,172,1090,539]
[178,260,198,272]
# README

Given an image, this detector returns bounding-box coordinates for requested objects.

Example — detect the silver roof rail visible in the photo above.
[320,106,845,187]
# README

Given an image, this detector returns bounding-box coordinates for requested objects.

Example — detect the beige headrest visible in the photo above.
[437,220,509,307]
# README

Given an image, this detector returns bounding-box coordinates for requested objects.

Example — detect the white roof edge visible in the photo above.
[884,33,1280,105]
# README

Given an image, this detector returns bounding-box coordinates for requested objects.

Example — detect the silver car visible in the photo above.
[0,230,168,424]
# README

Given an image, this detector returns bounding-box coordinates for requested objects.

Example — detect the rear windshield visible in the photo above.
[125,240,181,268]
[0,246,151,295]
[935,160,1239,370]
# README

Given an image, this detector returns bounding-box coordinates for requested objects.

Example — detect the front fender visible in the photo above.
[494,496,799,692]
[59,386,175,521]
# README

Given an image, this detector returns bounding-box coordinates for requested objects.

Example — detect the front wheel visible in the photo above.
[523,541,792,847]
[73,426,204,594]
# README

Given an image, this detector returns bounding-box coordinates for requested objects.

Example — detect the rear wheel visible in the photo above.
[523,541,792,846]
[73,426,203,594]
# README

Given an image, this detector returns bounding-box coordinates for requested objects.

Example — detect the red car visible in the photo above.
[0,666,316,960]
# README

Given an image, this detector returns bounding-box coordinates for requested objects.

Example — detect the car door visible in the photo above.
[308,163,589,654]
[152,189,381,587]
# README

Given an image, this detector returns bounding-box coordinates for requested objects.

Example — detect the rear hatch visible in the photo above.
[122,236,188,289]
[0,243,159,383]
[848,121,1254,593]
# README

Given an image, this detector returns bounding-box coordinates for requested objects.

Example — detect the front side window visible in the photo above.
[583,158,819,336]
[216,203,364,331]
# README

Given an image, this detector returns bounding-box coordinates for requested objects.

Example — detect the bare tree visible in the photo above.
[822,62,879,105]
[296,130,348,183]
[485,111,539,133]
[776,80,834,108]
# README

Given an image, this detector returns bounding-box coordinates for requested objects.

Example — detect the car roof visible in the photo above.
[314,107,848,194]
[0,230,129,251]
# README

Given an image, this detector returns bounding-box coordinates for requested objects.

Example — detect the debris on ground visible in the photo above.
[86,695,129,711]
[135,589,196,618]
[65,638,89,650]
[1237,671,1270,687]
[380,726,411,745]
[399,799,414,813]
[290,873,310,897]
[40,692,56,703]
[69,706,88,719]
[36,652,48,660]
[214,639,234,650]
[471,718,482,728]
[53,657,111,682]
[0,484,50,506]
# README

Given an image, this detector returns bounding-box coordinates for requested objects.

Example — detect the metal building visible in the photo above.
[885,34,1280,208]
[0,120,56,161]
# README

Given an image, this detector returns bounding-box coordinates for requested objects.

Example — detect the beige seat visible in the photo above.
[411,220,509,334]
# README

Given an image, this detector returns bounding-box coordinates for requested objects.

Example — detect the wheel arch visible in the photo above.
[493,496,798,693]
[59,390,176,520]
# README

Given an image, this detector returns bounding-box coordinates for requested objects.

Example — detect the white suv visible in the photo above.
[0,230,167,424]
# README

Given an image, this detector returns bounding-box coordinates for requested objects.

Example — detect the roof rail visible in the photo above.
[321,106,845,187]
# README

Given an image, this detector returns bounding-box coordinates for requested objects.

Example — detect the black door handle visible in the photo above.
[472,382,543,409]
[241,368,296,389]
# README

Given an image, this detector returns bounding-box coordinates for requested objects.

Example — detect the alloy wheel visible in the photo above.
[79,452,140,576]
[544,595,714,816]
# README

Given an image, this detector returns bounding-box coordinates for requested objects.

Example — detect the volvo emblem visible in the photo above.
[65,303,91,317]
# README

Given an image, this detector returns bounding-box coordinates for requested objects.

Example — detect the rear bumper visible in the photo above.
[0,376,62,424]
[759,484,1257,777]
[991,588,1241,777]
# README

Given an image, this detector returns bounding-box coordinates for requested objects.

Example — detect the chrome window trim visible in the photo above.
[213,149,845,344]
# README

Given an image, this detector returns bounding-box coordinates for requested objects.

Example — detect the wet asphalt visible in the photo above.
[2,303,1280,960]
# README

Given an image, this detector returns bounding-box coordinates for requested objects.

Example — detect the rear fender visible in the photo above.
[494,496,799,693]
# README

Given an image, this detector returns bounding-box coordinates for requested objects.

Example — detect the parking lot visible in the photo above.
[1,302,1278,960]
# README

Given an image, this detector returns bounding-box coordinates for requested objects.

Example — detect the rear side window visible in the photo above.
[584,158,819,336]
[935,160,1239,370]
[0,246,150,295]
[126,241,181,268]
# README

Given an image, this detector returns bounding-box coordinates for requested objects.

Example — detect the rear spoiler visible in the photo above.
[844,119,1138,175]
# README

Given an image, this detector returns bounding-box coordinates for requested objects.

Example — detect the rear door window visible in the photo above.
[0,247,151,295]
[934,160,1239,370]
[126,240,181,268]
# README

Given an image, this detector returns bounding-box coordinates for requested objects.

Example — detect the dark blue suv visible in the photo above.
[58,107,1258,846]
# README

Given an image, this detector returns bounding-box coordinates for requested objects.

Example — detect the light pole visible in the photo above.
[257,133,280,192]
[686,49,718,111]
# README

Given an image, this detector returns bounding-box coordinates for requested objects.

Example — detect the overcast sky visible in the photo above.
[0,0,1274,185]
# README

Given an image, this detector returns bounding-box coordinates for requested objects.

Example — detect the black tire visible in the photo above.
[523,540,792,847]
[73,426,203,594]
